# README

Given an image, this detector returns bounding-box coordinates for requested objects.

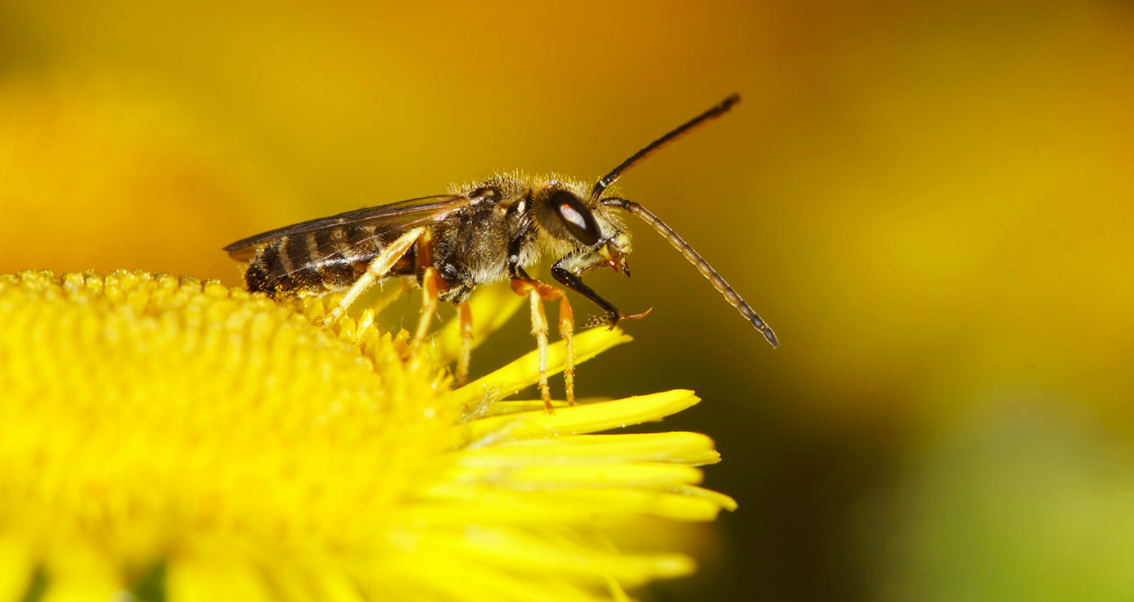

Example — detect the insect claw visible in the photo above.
[620,308,652,322]
[585,307,653,331]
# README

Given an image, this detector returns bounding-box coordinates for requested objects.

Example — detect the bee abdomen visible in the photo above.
[243,226,413,298]
[312,227,359,287]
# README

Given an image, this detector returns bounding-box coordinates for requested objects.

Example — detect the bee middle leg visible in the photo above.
[412,228,447,348]
[510,277,576,411]
[455,300,473,385]
[326,227,426,324]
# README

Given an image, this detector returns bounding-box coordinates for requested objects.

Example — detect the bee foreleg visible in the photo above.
[456,301,473,385]
[326,227,426,324]
[551,265,650,329]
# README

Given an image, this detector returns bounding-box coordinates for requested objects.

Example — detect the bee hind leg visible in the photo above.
[325,227,426,324]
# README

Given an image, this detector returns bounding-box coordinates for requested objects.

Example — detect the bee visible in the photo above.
[224,94,777,410]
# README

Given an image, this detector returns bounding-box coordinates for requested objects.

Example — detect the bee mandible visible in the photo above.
[223,94,777,410]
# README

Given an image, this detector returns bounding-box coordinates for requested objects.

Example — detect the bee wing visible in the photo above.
[222,194,473,262]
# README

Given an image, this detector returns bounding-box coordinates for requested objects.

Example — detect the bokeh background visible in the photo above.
[2,0,1133,599]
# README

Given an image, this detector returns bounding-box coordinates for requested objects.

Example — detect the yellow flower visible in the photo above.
[0,270,735,602]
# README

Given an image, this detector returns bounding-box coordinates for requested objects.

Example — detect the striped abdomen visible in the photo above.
[243,225,415,298]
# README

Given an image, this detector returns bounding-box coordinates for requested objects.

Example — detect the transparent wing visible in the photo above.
[223,194,472,262]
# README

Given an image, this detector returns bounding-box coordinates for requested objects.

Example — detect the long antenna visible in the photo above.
[591,94,741,200]
[602,197,779,348]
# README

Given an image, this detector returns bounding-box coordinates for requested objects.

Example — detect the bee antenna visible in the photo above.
[591,94,741,201]
[601,197,778,348]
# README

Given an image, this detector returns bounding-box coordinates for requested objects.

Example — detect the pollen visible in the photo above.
[0,270,735,601]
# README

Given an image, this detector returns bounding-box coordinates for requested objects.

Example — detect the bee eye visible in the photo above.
[551,190,601,246]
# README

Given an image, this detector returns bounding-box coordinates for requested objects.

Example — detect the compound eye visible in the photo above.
[551,189,601,246]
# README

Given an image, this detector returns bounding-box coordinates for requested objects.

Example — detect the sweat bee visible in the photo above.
[223,94,777,410]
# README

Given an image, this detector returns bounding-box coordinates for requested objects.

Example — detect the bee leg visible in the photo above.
[527,286,553,411]
[551,265,648,329]
[412,228,446,348]
[455,301,473,385]
[557,294,575,406]
[326,227,425,324]
[413,267,445,348]
[511,278,575,410]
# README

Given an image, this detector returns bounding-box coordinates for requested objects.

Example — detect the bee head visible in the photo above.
[534,180,631,275]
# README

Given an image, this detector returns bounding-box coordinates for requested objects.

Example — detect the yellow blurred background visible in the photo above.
[2,0,1133,599]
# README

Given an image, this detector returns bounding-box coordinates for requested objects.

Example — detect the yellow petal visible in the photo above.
[39,542,124,602]
[464,390,700,441]
[456,432,722,466]
[410,528,694,584]
[0,534,35,602]
[454,327,632,410]
[448,463,705,488]
[416,484,731,523]
[167,553,276,602]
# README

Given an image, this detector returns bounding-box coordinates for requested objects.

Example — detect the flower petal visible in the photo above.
[464,390,701,441]
[456,432,723,466]
[0,535,35,602]
[453,327,632,410]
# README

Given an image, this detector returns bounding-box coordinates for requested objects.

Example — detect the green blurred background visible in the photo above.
[2,0,1133,599]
